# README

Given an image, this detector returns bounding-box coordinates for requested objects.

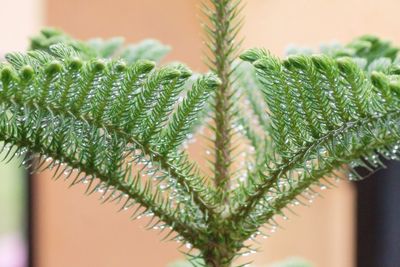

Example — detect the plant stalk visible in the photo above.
[211,0,236,196]
[203,245,235,267]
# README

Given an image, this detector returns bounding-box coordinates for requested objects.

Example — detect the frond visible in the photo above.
[0,44,221,247]
[30,28,95,57]
[159,74,220,154]
[229,48,400,239]
[234,62,270,133]
[335,35,399,64]
[233,61,273,168]
[120,39,171,63]
[30,28,171,63]
[289,35,399,71]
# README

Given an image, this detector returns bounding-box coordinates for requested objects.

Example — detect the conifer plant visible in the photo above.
[1,0,400,266]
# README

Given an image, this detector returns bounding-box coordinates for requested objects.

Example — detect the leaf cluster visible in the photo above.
[0,38,220,248]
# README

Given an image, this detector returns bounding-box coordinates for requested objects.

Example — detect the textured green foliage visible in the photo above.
[31,27,171,63]
[228,46,400,241]
[0,42,221,249]
[2,1,400,267]
[335,35,399,64]
[289,35,400,72]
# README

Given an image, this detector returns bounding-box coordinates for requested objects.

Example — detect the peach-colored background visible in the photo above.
[0,0,43,55]
[3,0,400,266]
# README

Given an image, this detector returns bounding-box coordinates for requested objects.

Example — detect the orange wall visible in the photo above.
[34,0,400,266]
[46,0,204,70]
[243,0,400,55]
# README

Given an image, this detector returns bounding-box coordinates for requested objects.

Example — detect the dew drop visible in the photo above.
[159,183,168,190]
[96,188,105,193]
[251,231,260,239]
[242,249,256,257]
[242,252,251,257]
[64,167,72,176]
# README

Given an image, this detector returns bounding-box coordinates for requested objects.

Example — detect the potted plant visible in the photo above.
[0,0,399,266]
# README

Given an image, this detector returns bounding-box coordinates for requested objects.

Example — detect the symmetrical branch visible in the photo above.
[0,45,220,248]
[227,47,400,237]
[0,104,202,243]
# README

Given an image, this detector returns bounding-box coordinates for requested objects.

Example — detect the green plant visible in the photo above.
[1,0,399,266]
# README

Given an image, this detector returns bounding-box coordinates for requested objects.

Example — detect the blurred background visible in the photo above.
[1,0,400,266]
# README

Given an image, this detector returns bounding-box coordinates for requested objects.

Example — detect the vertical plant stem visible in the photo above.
[204,256,233,267]
[200,1,242,265]
[209,0,238,196]
[203,244,235,267]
